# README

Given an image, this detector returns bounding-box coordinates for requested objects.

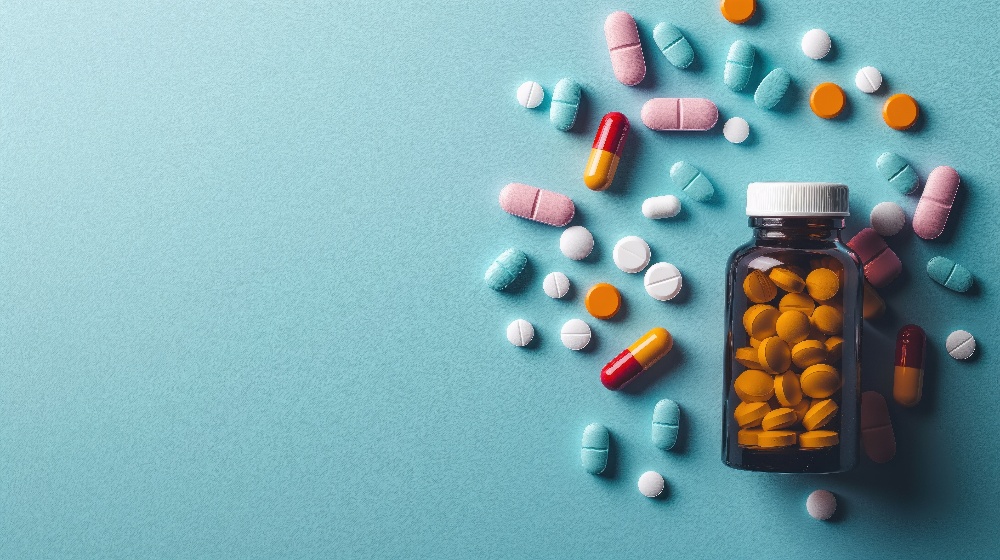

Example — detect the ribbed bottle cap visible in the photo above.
[746,182,849,217]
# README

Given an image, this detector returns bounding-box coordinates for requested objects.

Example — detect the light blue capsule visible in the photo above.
[754,68,791,110]
[652,399,680,450]
[550,79,581,132]
[484,248,527,291]
[670,161,715,202]
[581,423,609,475]
[724,40,755,92]
[877,152,920,195]
[653,23,694,69]
[927,256,974,292]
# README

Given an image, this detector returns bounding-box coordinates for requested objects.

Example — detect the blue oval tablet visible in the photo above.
[550,79,581,132]
[755,68,791,110]
[652,399,680,450]
[927,256,973,292]
[670,161,715,202]
[653,23,694,69]
[877,152,920,195]
[581,423,609,475]
[724,40,755,92]
[484,248,527,291]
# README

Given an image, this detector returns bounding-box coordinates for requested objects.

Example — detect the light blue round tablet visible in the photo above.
[550,79,581,132]
[484,248,527,291]
[670,161,715,202]
[653,23,694,69]
[652,399,680,450]
[581,423,609,475]
[876,152,920,195]
[755,68,791,110]
[927,256,974,292]
[724,40,755,92]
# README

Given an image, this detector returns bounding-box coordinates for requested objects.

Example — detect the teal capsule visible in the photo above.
[670,161,715,202]
[877,152,920,195]
[581,423,609,475]
[550,79,581,132]
[754,68,791,110]
[652,399,680,450]
[653,23,694,69]
[927,256,974,292]
[484,248,527,291]
[724,40,755,92]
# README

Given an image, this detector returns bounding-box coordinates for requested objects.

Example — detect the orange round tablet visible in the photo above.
[883,93,919,130]
[585,283,622,320]
[810,82,846,119]
[720,0,756,24]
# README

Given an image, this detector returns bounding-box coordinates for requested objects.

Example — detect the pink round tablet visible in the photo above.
[499,183,575,227]
[640,98,719,131]
[912,165,960,240]
[605,11,646,86]
[846,227,901,288]
[861,391,896,464]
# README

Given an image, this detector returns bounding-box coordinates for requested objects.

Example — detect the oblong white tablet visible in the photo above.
[613,236,651,273]
[644,262,683,301]
[723,117,750,144]
[506,319,534,347]
[801,29,831,60]
[560,226,594,260]
[855,66,883,94]
[543,271,571,299]
[561,319,592,350]
[638,471,665,498]
[642,195,681,219]
[517,81,544,108]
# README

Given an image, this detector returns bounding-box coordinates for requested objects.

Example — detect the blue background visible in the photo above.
[1,1,996,558]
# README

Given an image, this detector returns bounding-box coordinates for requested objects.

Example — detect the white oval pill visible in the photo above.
[560,225,594,261]
[613,236,651,273]
[723,117,750,144]
[748,256,783,271]
[644,262,683,301]
[855,66,883,94]
[642,195,681,219]
[543,271,571,299]
[870,201,907,236]
[806,489,837,520]
[560,319,592,351]
[516,81,544,109]
[637,471,665,498]
[946,330,976,360]
[801,29,831,60]
[506,319,534,347]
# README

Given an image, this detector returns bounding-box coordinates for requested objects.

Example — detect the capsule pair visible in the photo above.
[601,327,673,390]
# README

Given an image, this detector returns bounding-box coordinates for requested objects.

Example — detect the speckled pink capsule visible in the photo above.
[499,183,575,227]
[847,228,902,288]
[640,98,719,131]
[605,11,646,86]
[912,166,960,240]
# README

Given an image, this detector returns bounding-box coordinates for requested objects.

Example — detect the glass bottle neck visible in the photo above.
[750,217,844,244]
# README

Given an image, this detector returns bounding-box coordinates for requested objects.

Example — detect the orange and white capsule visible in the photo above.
[893,324,926,407]
[601,327,673,390]
[584,112,629,191]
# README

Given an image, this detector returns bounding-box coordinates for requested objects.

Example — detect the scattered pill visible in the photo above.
[855,66,883,93]
[720,0,756,24]
[870,201,906,236]
[585,283,622,320]
[723,117,750,143]
[670,161,716,202]
[499,183,575,227]
[758,336,791,374]
[774,371,803,407]
[744,269,778,303]
[653,23,694,69]
[581,423,609,474]
[776,310,811,344]
[734,401,770,428]
[861,391,896,463]
[485,248,527,291]
[744,304,779,339]
[641,98,719,131]
[613,236,651,274]
[913,165,960,240]
[652,398,680,450]
[506,319,534,347]
[862,282,885,320]
[561,319,593,351]
[946,330,976,360]
[805,268,839,301]
[801,29,832,60]
[791,340,827,369]
[724,40,755,91]
[894,324,926,407]
[799,430,838,449]
[638,471,665,498]
[550,78,582,131]
[601,327,673,390]
[734,369,775,402]
[801,365,841,399]
[847,228,902,287]
[543,271,571,299]
[516,81,544,109]
[560,225,594,260]
[883,93,919,130]
[806,490,837,520]
[584,112,630,191]
[644,262,683,301]
[779,292,815,315]
[927,256,973,292]
[809,82,846,119]
[605,11,646,86]
[642,195,681,219]
[769,267,805,293]
[755,68,791,110]
[876,152,920,195]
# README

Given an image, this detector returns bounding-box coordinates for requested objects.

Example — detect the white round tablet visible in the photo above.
[637,471,665,498]
[613,236,651,274]
[644,262,683,301]
[801,29,832,60]
[723,117,750,144]
[543,271,571,299]
[855,66,883,94]
[946,330,976,360]
[506,319,534,347]
[560,319,592,351]
[806,489,837,520]
[870,201,907,236]
[642,195,681,219]
[516,81,544,109]
[560,226,594,261]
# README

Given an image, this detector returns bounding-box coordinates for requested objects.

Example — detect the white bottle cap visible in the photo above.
[746,182,849,217]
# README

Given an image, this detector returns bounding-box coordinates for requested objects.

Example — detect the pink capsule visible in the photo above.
[640,98,719,131]
[912,166,960,240]
[605,11,646,86]
[847,228,901,288]
[499,183,575,227]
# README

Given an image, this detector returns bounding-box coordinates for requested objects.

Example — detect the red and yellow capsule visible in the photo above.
[584,112,629,191]
[893,324,926,407]
[601,327,673,390]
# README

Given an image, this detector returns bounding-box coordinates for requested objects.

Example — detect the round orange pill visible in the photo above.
[585,283,621,320]
[883,93,919,130]
[810,82,846,119]
[720,0,756,24]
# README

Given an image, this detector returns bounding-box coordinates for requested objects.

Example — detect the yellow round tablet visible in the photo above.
[743,304,779,339]
[802,399,839,431]
[735,346,762,369]
[738,428,764,446]
[799,430,839,449]
[792,398,811,423]
[824,336,844,364]
[743,269,778,303]
[778,292,815,316]
[734,401,770,428]
[805,268,840,301]
[800,364,841,399]
[775,310,810,344]
[757,430,797,448]
[791,340,827,369]
[774,371,802,407]
[768,268,805,293]
[734,370,775,402]
[757,336,791,374]
[811,305,843,335]
[761,407,797,431]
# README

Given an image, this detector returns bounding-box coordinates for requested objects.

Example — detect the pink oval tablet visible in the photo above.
[846,228,901,288]
[499,183,575,227]
[640,98,719,131]
[861,391,896,464]
[605,11,646,86]
[913,165,960,240]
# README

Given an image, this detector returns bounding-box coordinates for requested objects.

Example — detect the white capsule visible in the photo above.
[542,271,571,299]
[723,117,750,144]
[637,471,665,498]
[801,29,832,60]
[613,236,651,273]
[642,195,681,219]
[870,201,907,236]
[945,330,976,360]
[644,262,683,301]
[560,226,594,261]
[506,319,534,347]
[560,319,592,351]
[516,81,544,109]
[855,66,883,94]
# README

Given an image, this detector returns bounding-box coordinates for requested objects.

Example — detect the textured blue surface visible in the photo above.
[1,0,999,558]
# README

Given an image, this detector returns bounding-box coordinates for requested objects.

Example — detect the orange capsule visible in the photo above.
[584,112,629,191]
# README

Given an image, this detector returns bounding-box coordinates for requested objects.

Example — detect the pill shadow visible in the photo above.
[822,39,841,63]
[743,2,765,26]
[902,105,928,134]
[666,279,692,305]
[620,345,685,395]
[606,296,630,323]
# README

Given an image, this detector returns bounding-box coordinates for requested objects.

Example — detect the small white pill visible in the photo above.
[560,225,594,261]
[516,81,544,109]
[644,262,683,301]
[946,330,976,360]
[506,319,534,347]
[723,117,750,144]
[642,195,681,219]
[748,256,783,271]
[543,271,571,299]
[806,489,837,520]
[870,201,907,236]
[613,236,651,273]
[637,471,665,498]
[560,319,592,351]
[855,66,883,94]
[801,29,832,60]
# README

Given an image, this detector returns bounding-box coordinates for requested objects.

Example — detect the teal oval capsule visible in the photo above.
[755,68,791,110]
[653,23,694,69]
[652,399,680,450]
[724,40,755,92]
[581,423,609,474]
[877,152,920,195]
[927,256,974,292]
[550,79,581,132]
[670,161,715,202]
[484,248,527,291]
